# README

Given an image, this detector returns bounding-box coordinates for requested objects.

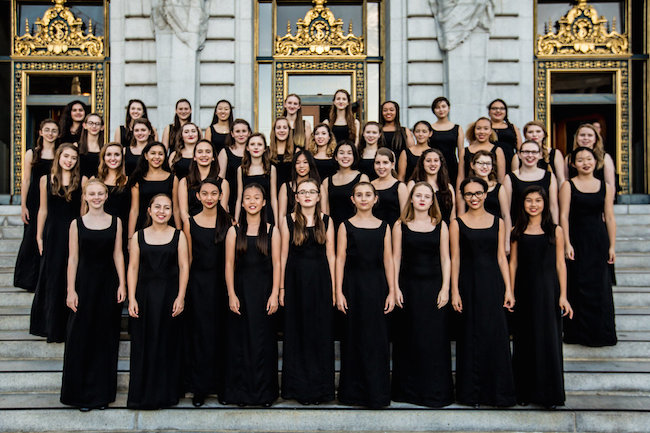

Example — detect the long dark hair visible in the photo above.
[488,98,513,129]
[227,118,252,149]
[235,183,270,256]
[171,122,201,167]
[379,100,408,153]
[33,118,59,166]
[511,185,556,244]
[50,143,81,202]
[129,141,171,186]
[334,140,360,171]
[328,89,356,141]
[124,99,150,128]
[290,149,320,186]
[283,94,308,148]
[58,100,87,139]
[144,193,172,228]
[241,133,271,175]
[210,99,234,127]
[77,113,105,155]
[198,177,232,243]
[358,121,386,156]
[186,140,219,190]
[293,178,326,245]
[97,142,128,191]
[169,98,192,153]
[129,118,155,148]
[410,148,453,211]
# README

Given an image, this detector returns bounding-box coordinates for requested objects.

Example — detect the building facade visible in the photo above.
[1,0,648,196]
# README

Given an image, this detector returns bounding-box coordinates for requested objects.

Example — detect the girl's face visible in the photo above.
[149,196,172,224]
[215,102,231,121]
[524,125,545,144]
[335,144,354,168]
[83,115,104,136]
[70,103,86,122]
[295,181,319,208]
[462,182,486,210]
[242,187,265,215]
[194,143,214,166]
[413,123,433,145]
[231,123,251,145]
[423,152,441,176]
[40,122,59,143]
[374,155,393,179]
[382,103,396,122]
[363,125,381,145]
[523,192,544,218]
[489,101,506,121]
[129,102,144,120]
[247,136,266,158]
[103,145,123,170]
[85,184,107,209]
[182,124,199,145]
[294,154,310,178]
[576,127,597,148]
[351,185,377,210]
[274,120,290,141]
[519,142,541,167]
[411,185,434,212]
[284,96,301,115]
[314,127,330,147]
[145,145,166,169]
[198,183,220,209]
[471,155,493,178]
[133,123,151,142]
[59,148,78,171]
[433,101,449,119]
[176,102,191,120]
[333,91,349,110]
[573,150,596,174]
[474,119,492,143]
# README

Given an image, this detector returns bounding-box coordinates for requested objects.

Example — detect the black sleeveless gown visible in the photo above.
[494,125,518,174]
[127,230,183,409]
[186,217,227,397]
[242,172,274,224]
[431,125,460,183]
[512,233,565,406]
[455,216,515,406]
[564,180,616,347]
[80,151,100,178]
[327,173,362,228]
[383,129,406,154]
[332,125,350,143]
[338,220,390,408]
[359,157,377,181]
[30,177,81,343]
[484,183,502,217]
[105,184,131,263]
[463,145,498,177]
[314,157,336,181]
[273,155,292,191]
[223,229,279,406]
[124,146,141,177]
[135,174,175,231]
[224,148,243,215]
[172,157,192,180]
[401,146,421,182]
[281,215,335,404]
[436,188,453,226]
[508,171,552,226]
[374,181,401,226]
[209,125,229,154]
[61,217,122,408]
[14,157,53,291]
[391,223,454,407]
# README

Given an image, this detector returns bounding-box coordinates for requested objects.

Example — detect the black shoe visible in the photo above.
[99,406,107,410]
[473,403,480,408]
[79,407,91,412]
[518,401,529,407]
[262,402,272,408]
[192,394,205,407]
[546,405,557,410]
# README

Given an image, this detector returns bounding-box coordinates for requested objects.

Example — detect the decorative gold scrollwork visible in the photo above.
[14,0,104,58]
[275,0,364,57]
[536,0,628,57]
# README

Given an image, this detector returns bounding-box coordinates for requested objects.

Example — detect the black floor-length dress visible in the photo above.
[223,229,278,406]
[80,151,100,178]
[391,223,453,407]
[508,171,552,226]
[135,174,175,231]
[186,217,227,398]
[338,220,391,408]
[61,216,122,408]
[455,216,515,407]
[563,180,616,347]
[512,233,565,406]
[327,173,362,229]
[14,157,53,291]
[314,157,336,181]
[224,148,243,215]
[281,215,335,404]
[430,125,460,183]
[105,184,131,262]
[127,230,183,409]
[30,177,81,343]
[242,173,274,225]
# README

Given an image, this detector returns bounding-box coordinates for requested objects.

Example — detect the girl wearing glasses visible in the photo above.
[488,99,522,174]
[459,117,506,185]
[521,121,565,186]
[77,113,105,178]
[407,148,455,226]
[450,177,515,407]
[371,148,408,227]
[336,182,396,408]
[278,150,320,222]
[504,140,559,227]
[391,182,453,407]
[279,178,336,405]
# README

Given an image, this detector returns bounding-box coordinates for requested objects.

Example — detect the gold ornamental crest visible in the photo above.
[14,0,104,58]
[536,0,628,57]
[275,0,364,57]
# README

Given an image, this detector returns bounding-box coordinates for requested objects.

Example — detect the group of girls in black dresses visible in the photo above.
[14,94,616,412]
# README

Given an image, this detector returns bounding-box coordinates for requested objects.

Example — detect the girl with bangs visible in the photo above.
[31,143,82,343]
[125,118,155,177]
[391,181,453,407]
[223,183,281,407]
[169,122,201,180]
[309,123,338,181]
[283,94,312,149]
[407,148,456,226]
[278,149,320,222]
[358,121,385,181]
[218,118,251,215]
[371,148,408,227]
[398,120,432,182]
[325,89,359,146]
[205,99,234,153]
[15,118,58,292]
[269,117,295,188]
[162,98,192,152]
[77,113,105,178]
[379,101,414,154]
[235,133,278,224]
[279,178,336,404]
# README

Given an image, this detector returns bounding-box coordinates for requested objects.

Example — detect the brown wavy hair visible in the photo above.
[171,122,201,167]
[328,89,356,141]
[129,118,155,148]
[97,142,128,191]
[309,123,337,157]
[283,94,308,148]
[77,113,105,155]
[50,143,81,202]
[269,117,294,163]
[241,133,271,175]
[523,120,550,165]
[400,181,441,224]
[32,118,59,167]
[572,123,605,169]
[466,117,497,143]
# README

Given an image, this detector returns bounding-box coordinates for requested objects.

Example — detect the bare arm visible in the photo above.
[495,147,506,184]
[603,154,616,198]
[172,177,181,228]
[182,212,193,264]
[66,220,79,312]
[397,183,409,213]
[217,149,228,178]
[604,183,616,263]
[178,177,190,228]
[449,219,462,312]
[555,226,572,318]
[335,223,348,313]
[353,119,360,148]
[508,240,518,298]
[559,181,573,260]
[448,184,456,220]
[269,166,279,224]
[325,217,337,306]
[404,127,415,148]
[220,179,230,212]
[382,225,396,314]
[553,149,566,186]
[127,235,141,318]
[392,222,403,307]
[173,231,189,317]
[438,222,451,308]
[224,227,240,314]
[204,127,212,142]
[234,167,243,222]
[113,127,121,143]
[549,174,559,224]
[278,183,289,222]
[279,215,290,306]
[162,125,170,149]
[456,125,465,186]
[498,219,514,312]
[397,151,407,182]
[320,178,330,215]
[498,185,512,255]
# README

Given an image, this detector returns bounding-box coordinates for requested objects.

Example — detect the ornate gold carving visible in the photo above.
[275,0,364,57]
[14,0,104,58]
[536,0,628,57]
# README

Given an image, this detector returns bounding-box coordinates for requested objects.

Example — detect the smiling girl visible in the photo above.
[205,99,234,153]
[218,119,251,215]
[459,117,506,185]
[398,120,432,182]
[407,148,455,225]
[78,113,105,178]
[371,148,408,226]
[308,123,337,181]
[162,98,192,152]
[283,94,312,149]
[358,121,385,181]
[278,149,320,222]
[325,89,359,146]
[125,118,155,177]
